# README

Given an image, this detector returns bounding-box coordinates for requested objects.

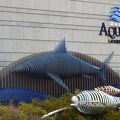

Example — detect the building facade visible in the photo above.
[0,0,120,71]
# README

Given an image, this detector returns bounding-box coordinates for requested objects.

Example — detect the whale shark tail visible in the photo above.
[98,52,114,85]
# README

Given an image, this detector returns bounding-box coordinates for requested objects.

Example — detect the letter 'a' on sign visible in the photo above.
[99,23,108,36]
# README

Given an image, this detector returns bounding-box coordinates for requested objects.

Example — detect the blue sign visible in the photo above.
[109,6,120,22]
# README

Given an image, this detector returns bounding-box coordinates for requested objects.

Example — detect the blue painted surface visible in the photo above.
[113,83,120,97]
[109,6,120,22]
[0,88,45,103]
[113,83,120,89]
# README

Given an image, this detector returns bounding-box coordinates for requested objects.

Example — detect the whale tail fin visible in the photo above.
[98,52,114,85]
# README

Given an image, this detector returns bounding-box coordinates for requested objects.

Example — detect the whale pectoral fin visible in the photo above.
[47,72,70,92]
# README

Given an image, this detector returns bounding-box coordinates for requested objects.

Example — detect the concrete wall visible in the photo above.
[0,0,120,71]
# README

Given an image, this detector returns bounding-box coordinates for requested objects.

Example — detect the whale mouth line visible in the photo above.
[70,103,78,107]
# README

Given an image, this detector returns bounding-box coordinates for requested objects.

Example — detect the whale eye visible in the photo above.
[71,96,78,103]
[103,86,106,90]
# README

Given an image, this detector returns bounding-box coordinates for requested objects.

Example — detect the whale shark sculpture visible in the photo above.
[70,90,120,114]
[42,90,120,118]
[12,38,114,91]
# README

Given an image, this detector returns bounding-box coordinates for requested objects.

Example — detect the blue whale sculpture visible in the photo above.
[12,38,113,91]
[0,88,45,103]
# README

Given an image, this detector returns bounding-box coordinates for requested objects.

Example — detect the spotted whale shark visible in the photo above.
[12,38,113,91]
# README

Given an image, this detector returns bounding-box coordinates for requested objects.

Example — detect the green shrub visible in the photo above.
[102,109,120,120]
[0,105,28,120]
[0,92,119,120]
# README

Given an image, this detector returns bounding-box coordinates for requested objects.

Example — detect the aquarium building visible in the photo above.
[0,0,120,71]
